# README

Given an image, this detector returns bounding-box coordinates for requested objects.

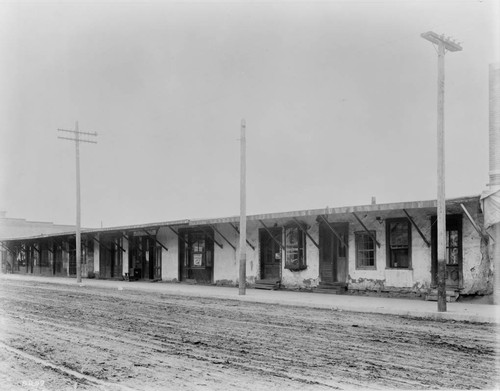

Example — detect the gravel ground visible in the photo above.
[0,279,498,390]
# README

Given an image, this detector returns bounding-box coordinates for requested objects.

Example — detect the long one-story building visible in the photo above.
[0,195,494,298]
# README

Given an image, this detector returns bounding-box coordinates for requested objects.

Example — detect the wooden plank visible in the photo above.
[200,227,223,249]
[211,225,236,251]
[292,217,319,249]
[318,215,349,249]
[142,229,169,252]
[403,209,431,247]
[258,220,285,252]
[352,213,381,248]
[460,204,495,242]
[229,223,255,250]
[168,226,189,246]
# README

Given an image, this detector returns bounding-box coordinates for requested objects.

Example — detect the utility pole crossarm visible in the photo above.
[57,136,97,144]
[421,31,462,52]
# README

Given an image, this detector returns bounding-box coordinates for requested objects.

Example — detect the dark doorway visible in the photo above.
[100,236,123,279]
[431,214,463,289]
[178,229,214,284]
[259,227,283,280]
[129,234,156,280]
[319,222,348,283]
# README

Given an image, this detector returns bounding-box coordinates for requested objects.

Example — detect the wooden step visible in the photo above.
[254,279,281,290]
[313,282,347,295]
[425,289,459,302]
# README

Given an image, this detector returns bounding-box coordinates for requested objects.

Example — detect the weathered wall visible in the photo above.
[278,216,320,289]
[347,209,432,293]
[157,227,179,281]
[212,224,238,285]
[461,207,494,295]
[93,237,100,277]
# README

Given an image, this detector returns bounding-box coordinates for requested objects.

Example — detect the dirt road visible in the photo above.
[0,279,498,390]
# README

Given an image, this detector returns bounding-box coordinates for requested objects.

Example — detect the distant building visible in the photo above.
[0,211,76,240]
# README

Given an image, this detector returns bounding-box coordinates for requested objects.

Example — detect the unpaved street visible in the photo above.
[0,279,498,390]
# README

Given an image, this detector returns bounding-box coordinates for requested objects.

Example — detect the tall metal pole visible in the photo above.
[58,123,98,283]
[239,119,247,295]
[421,31,462,312]
[75,121,82,283]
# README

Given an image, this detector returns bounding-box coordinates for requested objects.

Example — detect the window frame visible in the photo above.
[385,218,412,269]
[284,225,307,271]
[355,231,376,270]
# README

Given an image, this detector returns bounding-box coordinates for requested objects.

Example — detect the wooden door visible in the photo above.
[431,215,462,288]
[259,228,282,280]
[319,222,348,283]
[179,230,214,284]
[154,247,162,280]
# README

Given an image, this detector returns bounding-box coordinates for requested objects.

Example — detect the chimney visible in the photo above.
[489,63,500,187]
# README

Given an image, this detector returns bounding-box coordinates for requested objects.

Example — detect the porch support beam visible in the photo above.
[33,244,42,255]
[201,227,223,249]
[115,239,126,253]
[91,235,113,252]
[352,212,381,248]
[318,215,349,249]
[229,223,255,250]
[142,229,168,252]
[292,217,319,249]
[403,209,431,247]
[0,242,15,255]
[211,225,236,251]
[258,220,285,252]
[168,226,189,246]
[460,203,495,242]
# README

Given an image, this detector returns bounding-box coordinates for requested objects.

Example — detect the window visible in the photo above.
[284,226,306,271]
[386,218,411,268]
[355,231,376,269]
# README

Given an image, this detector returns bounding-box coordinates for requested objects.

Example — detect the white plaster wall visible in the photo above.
[212,224,238,284]
[93,237,100,275]
[156,227,178,281]
[461,206,491,294]
[242,221,260,284]
[121,237,129,276]
[279,216,320,289]
[347,210,433,292]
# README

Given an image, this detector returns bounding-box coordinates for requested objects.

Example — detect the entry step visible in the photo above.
[313,282,347,295]
[254,279,281,290]
[425,289,459,302]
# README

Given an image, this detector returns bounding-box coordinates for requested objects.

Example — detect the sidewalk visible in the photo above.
[1,274,498,323]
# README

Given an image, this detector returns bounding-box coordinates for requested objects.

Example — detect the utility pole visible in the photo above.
[239,119,247,295]
[421,31,462,312]
[58,122,98,283]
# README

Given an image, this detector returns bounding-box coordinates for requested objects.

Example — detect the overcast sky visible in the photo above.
[0,0,498,228]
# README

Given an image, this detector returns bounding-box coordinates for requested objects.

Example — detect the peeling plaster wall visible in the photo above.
[345,209,433,292]
[461,208,493,295]
[347,202,488,294]
[279,215,320,289]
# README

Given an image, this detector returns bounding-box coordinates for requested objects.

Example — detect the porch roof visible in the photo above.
[188,195,481,226]
[1,195,480,242]
[0,219,190,242]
